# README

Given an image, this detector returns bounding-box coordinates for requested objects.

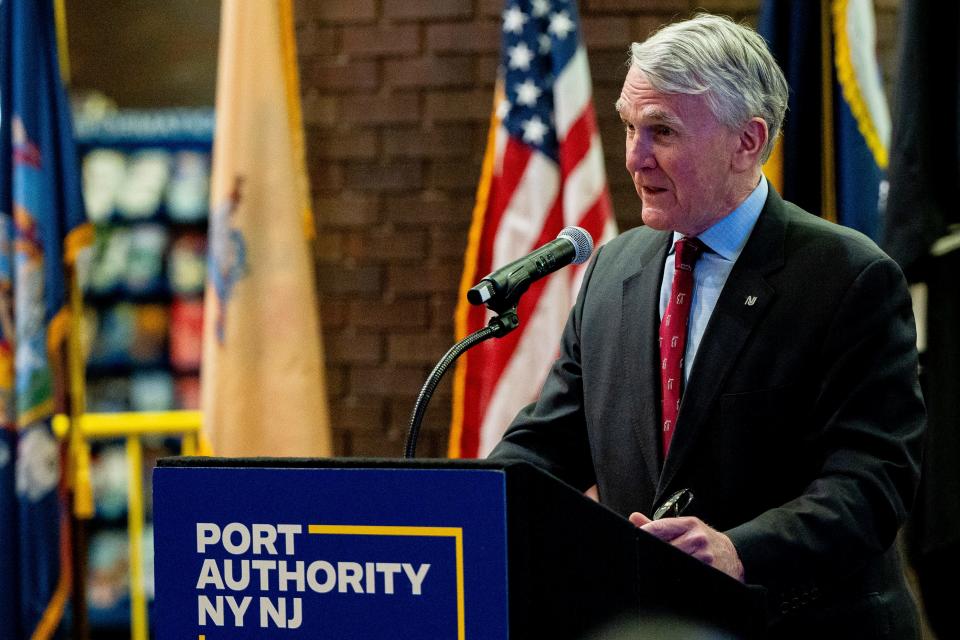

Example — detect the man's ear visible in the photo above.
[732,117,768,172]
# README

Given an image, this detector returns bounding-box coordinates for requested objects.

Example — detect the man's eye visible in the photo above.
[654,125,673,136]
[624,122,636,134]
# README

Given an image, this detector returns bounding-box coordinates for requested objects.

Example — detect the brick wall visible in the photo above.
[294,0,901,457]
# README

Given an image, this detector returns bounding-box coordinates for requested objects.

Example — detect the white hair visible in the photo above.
[629,13,788,162]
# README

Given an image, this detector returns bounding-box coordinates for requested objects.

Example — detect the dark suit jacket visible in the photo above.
[489,189,925,637]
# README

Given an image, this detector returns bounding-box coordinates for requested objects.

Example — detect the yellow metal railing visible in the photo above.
[55,410,204,640]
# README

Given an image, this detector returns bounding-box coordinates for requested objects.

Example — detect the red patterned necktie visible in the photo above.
[659,237,705,459]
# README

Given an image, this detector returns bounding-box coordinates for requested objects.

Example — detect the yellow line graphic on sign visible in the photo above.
[307,524,465,640]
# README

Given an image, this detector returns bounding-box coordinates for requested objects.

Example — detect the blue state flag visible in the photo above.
[1,0,91,637]
[759,0,891,241]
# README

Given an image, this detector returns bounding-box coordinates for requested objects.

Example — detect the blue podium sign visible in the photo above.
[153,466,509,639]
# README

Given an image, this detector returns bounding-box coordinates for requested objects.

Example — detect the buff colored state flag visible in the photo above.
[202,0,331,456]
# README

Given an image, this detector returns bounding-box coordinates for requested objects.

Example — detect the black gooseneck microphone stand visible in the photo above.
[403,307,519,459]
[403,226,592,457]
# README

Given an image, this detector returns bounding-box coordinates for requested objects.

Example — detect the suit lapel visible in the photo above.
[620,230,672,490]
[656,191,788,500]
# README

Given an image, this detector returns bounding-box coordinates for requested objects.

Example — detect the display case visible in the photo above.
[74,108,213,633]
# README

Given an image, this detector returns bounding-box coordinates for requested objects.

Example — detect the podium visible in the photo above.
[153,458,766,639]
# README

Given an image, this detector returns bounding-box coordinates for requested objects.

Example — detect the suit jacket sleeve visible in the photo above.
[725,254,925,590]
[486,246,602,492]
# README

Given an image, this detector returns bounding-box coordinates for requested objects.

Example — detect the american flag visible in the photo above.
[449,0,617,458]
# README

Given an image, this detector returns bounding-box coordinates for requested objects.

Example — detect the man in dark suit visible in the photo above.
[489,14,925,637]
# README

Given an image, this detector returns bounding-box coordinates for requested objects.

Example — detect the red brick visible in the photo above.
[304,57,379,90]
[631,15,670,42]
[387,333,455,364]
[348,229,427,262]
[315,194,382,227]
[425,89,493,123]
[430,228,471,260]
[308,128,379,160]
[316,300,350,330]
[300,89,338,125]
[352,299,429,329]
[478,0,503,19]
[349,366,428,397]
[387,262,462,295]
[316,264,383,295]
[384,56,474,88]
[342,25,420,57]
[324,366,348,397]
[309,164,345,192]
[474,54,499,86]
[384,193,475,225]
[330,426,353,456]
[582,16,632,49]
[344,161,423,192]
[589,50,630,84]
[315,230,346,261]
[599,117,627,159]
[296,23,338,57]
[430,296,457,331]
[325,331,383,364]
[426,22,500,54]
[390,390,452,433]
[331,400,386,432]
[383,0,472,21]
[340,93,421,125]
[413,430,452,457]
[382,126,479,159]
[297,0,377,24]
[695,0,762,14]
[607,162,634,188]
[610,188,642,230]
[428,161,482,190]
[585,0,688,11]
[349,431,406,457]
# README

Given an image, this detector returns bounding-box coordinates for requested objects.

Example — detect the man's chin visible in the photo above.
[640,210,672,231]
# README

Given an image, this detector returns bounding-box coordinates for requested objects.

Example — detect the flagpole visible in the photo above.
[52,3,90,636]
[820,0,837,222]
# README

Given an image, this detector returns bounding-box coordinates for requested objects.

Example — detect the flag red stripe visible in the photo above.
[559,103,598,178]
[475,138,533,279]
[458,187,610,458]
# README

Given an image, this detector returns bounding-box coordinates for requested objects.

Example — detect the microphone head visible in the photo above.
[558,226,594,265]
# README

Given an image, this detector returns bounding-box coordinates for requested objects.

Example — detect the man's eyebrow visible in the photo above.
[614,101,683,129]
[638,107,683,129]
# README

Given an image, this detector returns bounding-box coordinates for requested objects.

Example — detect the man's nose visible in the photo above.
[626,134,655,172]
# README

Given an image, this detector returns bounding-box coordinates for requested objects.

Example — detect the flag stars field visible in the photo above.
[503,6,528,34]
[515,79,543,107]
[532,0,551,18]
[539,33,552,54]
[508,42,536,71]
[548,11,575,39]
[521,115,549,144]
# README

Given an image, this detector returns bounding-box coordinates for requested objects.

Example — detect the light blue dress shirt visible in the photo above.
[658,177,768,384]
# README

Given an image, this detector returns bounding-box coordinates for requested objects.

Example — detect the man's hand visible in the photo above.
[629,512,745,583]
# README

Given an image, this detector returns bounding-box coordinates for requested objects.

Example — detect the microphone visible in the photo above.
[467,226,594,313]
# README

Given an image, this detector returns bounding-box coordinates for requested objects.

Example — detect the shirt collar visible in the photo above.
[671,177,768,261]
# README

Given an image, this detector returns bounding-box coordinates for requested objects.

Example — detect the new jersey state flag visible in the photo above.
[759,0,891,240]
[1,0,91,637]
[449,0,617,458]
[201,0,331,457]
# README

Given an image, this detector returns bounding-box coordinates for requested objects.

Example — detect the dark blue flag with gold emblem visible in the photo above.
[1,0,91,637]
[758,0,891,241]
